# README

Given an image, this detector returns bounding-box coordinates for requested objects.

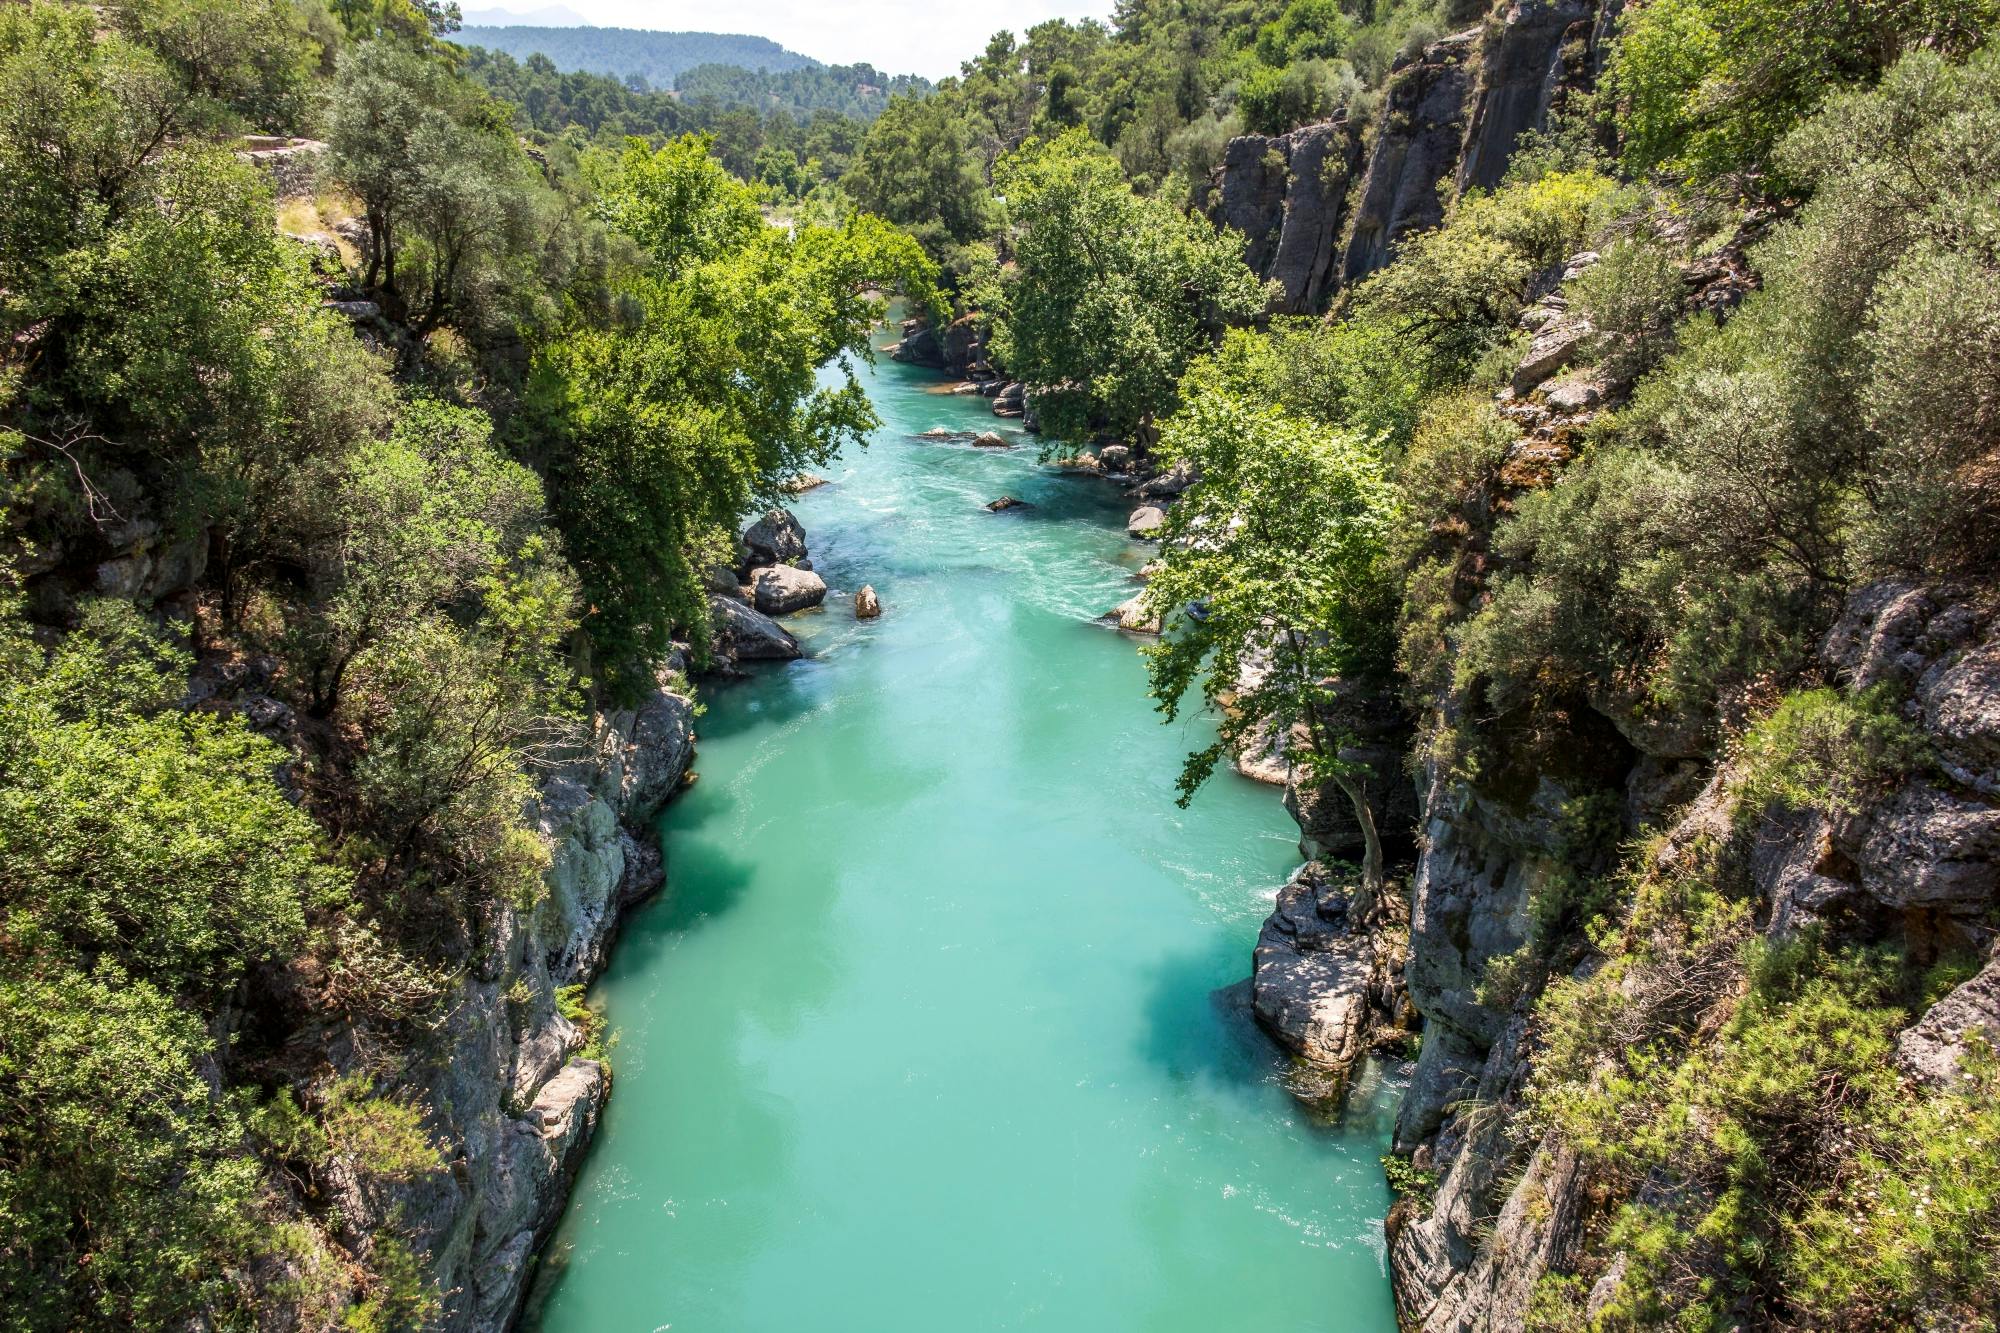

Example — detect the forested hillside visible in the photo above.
[0,0,930,1326]
[448,26,815,84]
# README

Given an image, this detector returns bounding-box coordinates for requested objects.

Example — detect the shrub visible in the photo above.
[1735,686,1928,819]
[1565,236,1684,379]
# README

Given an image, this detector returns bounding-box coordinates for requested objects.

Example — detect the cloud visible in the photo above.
[542,0,1116,79]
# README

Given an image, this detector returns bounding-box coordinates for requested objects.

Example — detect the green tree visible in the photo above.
[1141,391,1402,890]
[846,92,991,259]
[529,137,937,698]
[325,40,553,337]
[990,128,1263,443]
[1607,0,2000,185]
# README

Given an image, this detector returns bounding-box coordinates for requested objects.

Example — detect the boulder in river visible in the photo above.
[708,594,801,662]
[1105,594,1160,634]
[743,508,808,568]
[973,431,1010,448]
[986,496,1032,512]
[1136,461,1198,500]
[854,585,882,619]
[752,565,827,615]
[1099,444,1133,473]
[1251,862,1407,1094]
[701,563,744,600]
[1127,505,1167,539]
[779,472,828,494]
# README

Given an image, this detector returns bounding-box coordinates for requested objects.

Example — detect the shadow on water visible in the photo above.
[1135,932,1282,1092]
[644,831,760,934]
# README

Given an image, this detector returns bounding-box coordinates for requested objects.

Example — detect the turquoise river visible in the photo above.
[529,343,1402,1332]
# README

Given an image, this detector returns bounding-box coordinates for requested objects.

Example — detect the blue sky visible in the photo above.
[467,1,1119,79]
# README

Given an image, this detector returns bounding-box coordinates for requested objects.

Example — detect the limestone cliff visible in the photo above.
[325,673,694,1330]
[1208,0,1622,306]
[1209,120,1363,314]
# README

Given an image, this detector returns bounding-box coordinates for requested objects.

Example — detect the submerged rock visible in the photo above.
[752,564,827,615]
[854,584,881,619]
[986,495,1031,512]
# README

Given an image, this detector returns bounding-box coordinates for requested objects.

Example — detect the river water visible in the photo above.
[529,348,1400,1332]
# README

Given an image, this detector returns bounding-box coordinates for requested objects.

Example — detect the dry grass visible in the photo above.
[275,189,364,268]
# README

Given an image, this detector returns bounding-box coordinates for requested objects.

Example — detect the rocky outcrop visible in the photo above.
[1342,29,1479,283]
[334,668,696,1332]
[1104,593,1160,634]
[854,584,882,619]
[1210,119,1364,314]
[1281,678,1421,863]
[1252,863,1411,1092]
[1455,0,1607,191]
[709,593,802,662]
[1388,587,2000,1327]
[1126,505,1166,539]
[741,507,808,570]
[889,313,989,378]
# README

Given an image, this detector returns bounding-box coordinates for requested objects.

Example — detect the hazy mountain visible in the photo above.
[460,4,589,25]
[448,26,819,88]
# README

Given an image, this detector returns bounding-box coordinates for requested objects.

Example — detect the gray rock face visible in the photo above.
[701,563,744,599]
[1252,865,1404,1073]
[1387,581,2000,1329]
[742,507,808,568]
[1210,120,1364,314]
[1342,30,1478,283]
[336,677,696,1331]
[1136,460,1199,499]
[1281,678,1419,861]
[1105,593,1160,634]
[752,564,828,615]
[1126,505,1166,539]
[1899,949,2000,1085]
[1455,0,1603,191]
[1512,317,1593,394]
[888,318,943,368]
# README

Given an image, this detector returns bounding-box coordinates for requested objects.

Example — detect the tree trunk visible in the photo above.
[1331,769,1385,900]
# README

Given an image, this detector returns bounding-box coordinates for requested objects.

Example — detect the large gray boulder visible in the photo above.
[1253,867,1380,1069]
[708,594,801,661]
[752,564,828,616]
[1127,505,1167,539]
[742,508,807,568]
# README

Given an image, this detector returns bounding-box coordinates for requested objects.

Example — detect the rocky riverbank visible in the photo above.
[307,667,696,1330]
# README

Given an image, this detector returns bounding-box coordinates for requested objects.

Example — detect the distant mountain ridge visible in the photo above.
[461,4,588,24]
[449,26,821,88]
